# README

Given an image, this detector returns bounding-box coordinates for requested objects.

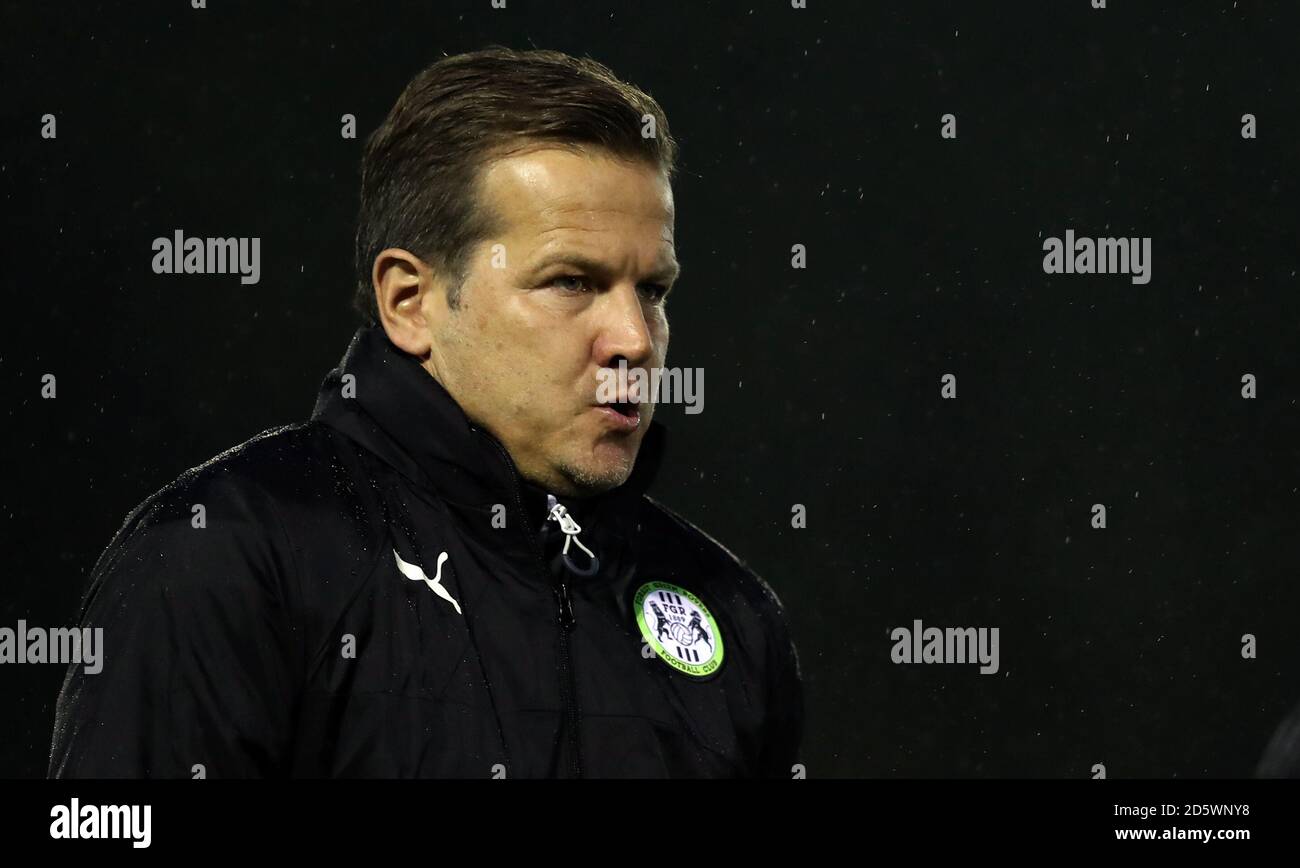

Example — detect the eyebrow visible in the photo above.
[524,251,681,285]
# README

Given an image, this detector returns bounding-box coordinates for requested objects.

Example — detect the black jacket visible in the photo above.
[49,326,804,778]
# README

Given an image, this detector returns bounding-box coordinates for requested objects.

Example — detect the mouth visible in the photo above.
[593,400,642,432]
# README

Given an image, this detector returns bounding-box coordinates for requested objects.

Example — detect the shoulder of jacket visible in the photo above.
[637,494,793,624]
[119,422,341,526]
[105,421,385,588]
[94,422,388,657]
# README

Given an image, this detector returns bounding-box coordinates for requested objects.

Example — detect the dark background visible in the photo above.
[3,0,1298,778]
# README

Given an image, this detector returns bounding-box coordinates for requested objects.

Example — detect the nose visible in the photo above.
[592,283,656,369]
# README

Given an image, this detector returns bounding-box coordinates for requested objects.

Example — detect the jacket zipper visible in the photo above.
[543,506,581,779]
[478,432,583,778]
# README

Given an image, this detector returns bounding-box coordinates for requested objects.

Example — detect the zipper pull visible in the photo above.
[555,579,576,630]
[545,494,600,578]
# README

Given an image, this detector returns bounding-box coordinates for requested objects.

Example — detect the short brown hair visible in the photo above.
[353,46,678,322]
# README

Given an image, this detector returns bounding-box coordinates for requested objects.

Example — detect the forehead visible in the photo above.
[477,146,676,248]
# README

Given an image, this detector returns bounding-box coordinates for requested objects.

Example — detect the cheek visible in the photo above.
[488,294,555,350]
[465,302,529,363]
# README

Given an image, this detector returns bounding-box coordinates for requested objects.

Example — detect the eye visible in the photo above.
[638,282,670,303]
[548,275,591,293]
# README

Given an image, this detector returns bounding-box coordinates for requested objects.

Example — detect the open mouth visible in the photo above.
[607,400,638,419]
[594,400,642,431]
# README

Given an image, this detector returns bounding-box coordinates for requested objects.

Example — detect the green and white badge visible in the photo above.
[634,581,724,678]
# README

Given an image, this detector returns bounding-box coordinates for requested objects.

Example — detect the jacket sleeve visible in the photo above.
[757,580,806,778]
[48,471,302,778]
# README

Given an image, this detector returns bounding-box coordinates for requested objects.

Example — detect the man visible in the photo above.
[49,47,803,778]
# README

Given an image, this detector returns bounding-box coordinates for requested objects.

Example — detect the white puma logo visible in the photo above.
[393,549,462,615]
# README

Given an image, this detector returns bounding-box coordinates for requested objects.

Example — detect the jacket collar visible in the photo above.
[311,325,667,526]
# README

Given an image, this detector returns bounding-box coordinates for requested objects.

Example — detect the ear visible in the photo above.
[373,248,448,357]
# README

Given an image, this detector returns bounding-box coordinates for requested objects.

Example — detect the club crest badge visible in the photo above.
[634,581,724,678]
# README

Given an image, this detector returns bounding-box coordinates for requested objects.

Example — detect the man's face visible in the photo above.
[421,146,678,498]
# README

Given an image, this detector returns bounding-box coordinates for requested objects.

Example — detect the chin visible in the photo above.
[557,453,635,496]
